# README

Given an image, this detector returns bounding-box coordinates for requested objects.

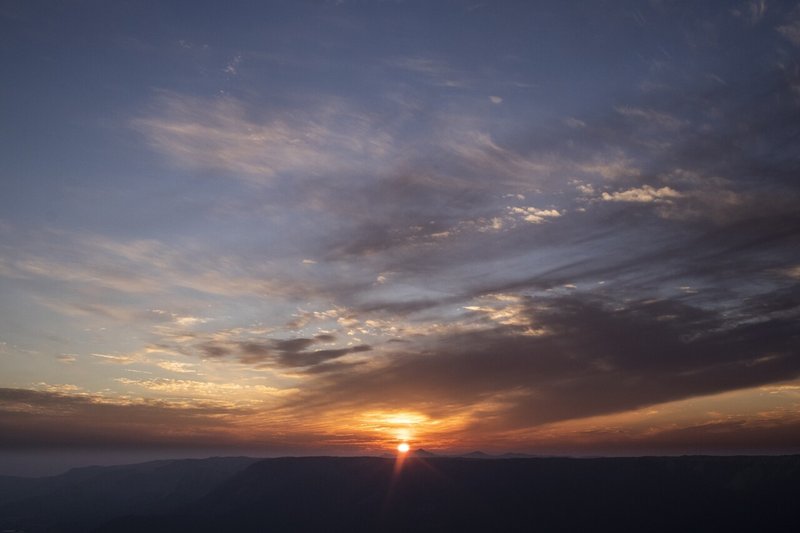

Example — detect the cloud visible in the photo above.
[387,56,446,75]
[0,228,324,305]
[504,389,800,454]
[7,255,162,294]
[5,3,800,455]
[386,56,470,87]
[0,387,387,453]
[132,92,393,186]
[114,377,288,398]
[442,131,554,186]
[601,185,682,203]
[0,388,248,450]
[13,57,800,441]
[193,334,371,371]
[156,361,197,374]
[777,7,800,45]
[782,265,800,279]
[463,293,546,334]
[778,22,800,45]
[35,383,84,394]
[507,206,561,224]
[173,315,210,327]
[615,106,686,131]
[224,54,242,74]
[281,292,800,431]
[577,154,641,181]
[92,353,137,365]
[564,117,586,128]
[732,1,768,24]
[596,176,777,225]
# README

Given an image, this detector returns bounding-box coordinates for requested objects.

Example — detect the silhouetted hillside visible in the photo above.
[1,455,798,532]
[0,456,257,532]
[101,455,798,533]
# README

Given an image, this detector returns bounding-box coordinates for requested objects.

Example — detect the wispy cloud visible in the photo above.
[615,106,687,131]
[115,377,291,398]
[223,53,242,74]
[0,387,254,449]
[0,228,321,301]
[777,17,800,46]
[386,56,471,88]
[132,92,394,186]
[92,353,138,365]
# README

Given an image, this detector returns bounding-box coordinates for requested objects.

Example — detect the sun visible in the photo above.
[397,442,410,453]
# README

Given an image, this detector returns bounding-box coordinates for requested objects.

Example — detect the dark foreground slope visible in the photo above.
[1,455,798,532]
[97,455,798,533]
[0,456,257,532]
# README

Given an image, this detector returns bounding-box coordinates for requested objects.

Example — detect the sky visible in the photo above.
[1,0,800,475]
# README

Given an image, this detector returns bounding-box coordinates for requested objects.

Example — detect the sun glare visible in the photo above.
[397,442,410,453]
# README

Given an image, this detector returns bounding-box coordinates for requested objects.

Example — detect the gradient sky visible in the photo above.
[2,0,800,473]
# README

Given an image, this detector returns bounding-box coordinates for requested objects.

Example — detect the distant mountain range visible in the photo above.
[0,456,258,532]
[379,449,542,459]
[1,455,798,532]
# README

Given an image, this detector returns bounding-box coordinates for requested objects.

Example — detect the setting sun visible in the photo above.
[397,442,410,453]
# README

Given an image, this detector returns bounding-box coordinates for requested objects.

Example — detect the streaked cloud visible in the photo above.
[279,292,800,432]
[132,92,393,186]
[386,56,470,87]
[777,8,800,45]
[615,106,686,131]
[114,377,291,398]
[92,353,138,365]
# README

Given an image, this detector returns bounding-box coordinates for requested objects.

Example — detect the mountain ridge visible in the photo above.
[1,455,798,532]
